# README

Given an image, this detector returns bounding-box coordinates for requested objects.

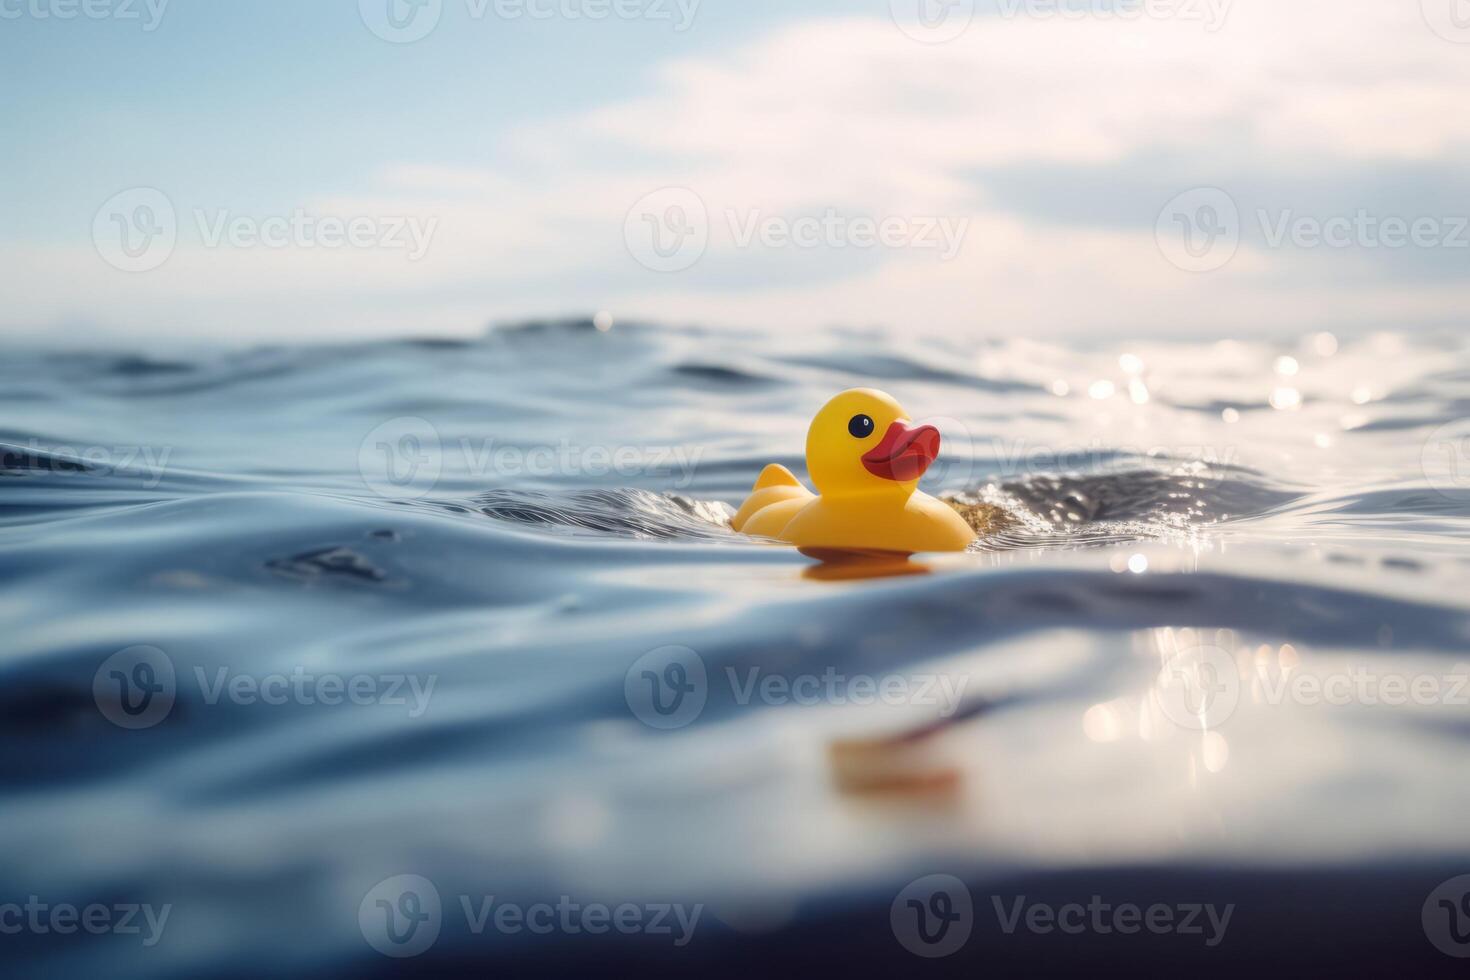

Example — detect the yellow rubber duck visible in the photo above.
[732,388,977,554]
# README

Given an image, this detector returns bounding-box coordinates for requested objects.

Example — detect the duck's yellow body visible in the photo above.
[732,389,976,554]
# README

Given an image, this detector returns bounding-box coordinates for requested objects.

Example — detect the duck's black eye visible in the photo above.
[847,414,874,439]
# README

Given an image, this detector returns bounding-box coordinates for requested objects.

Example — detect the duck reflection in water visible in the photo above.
[799,548,934,581]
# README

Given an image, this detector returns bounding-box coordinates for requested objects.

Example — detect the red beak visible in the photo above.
[861,421,941,482]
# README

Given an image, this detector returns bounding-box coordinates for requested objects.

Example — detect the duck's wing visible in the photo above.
[731,464,811,533]
[751,463,802,490]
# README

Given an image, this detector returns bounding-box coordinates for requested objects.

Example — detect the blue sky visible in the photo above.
[3,0,847,239]
[4,0,1470,341]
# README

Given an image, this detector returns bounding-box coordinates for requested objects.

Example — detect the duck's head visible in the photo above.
[805,388,941,496]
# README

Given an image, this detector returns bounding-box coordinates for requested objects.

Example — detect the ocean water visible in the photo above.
[2,319,1469,977]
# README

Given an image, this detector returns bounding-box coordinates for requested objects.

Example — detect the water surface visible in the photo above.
[3,320,1469,976]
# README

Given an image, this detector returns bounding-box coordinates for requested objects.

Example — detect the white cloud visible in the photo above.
[6,1,1470,341]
